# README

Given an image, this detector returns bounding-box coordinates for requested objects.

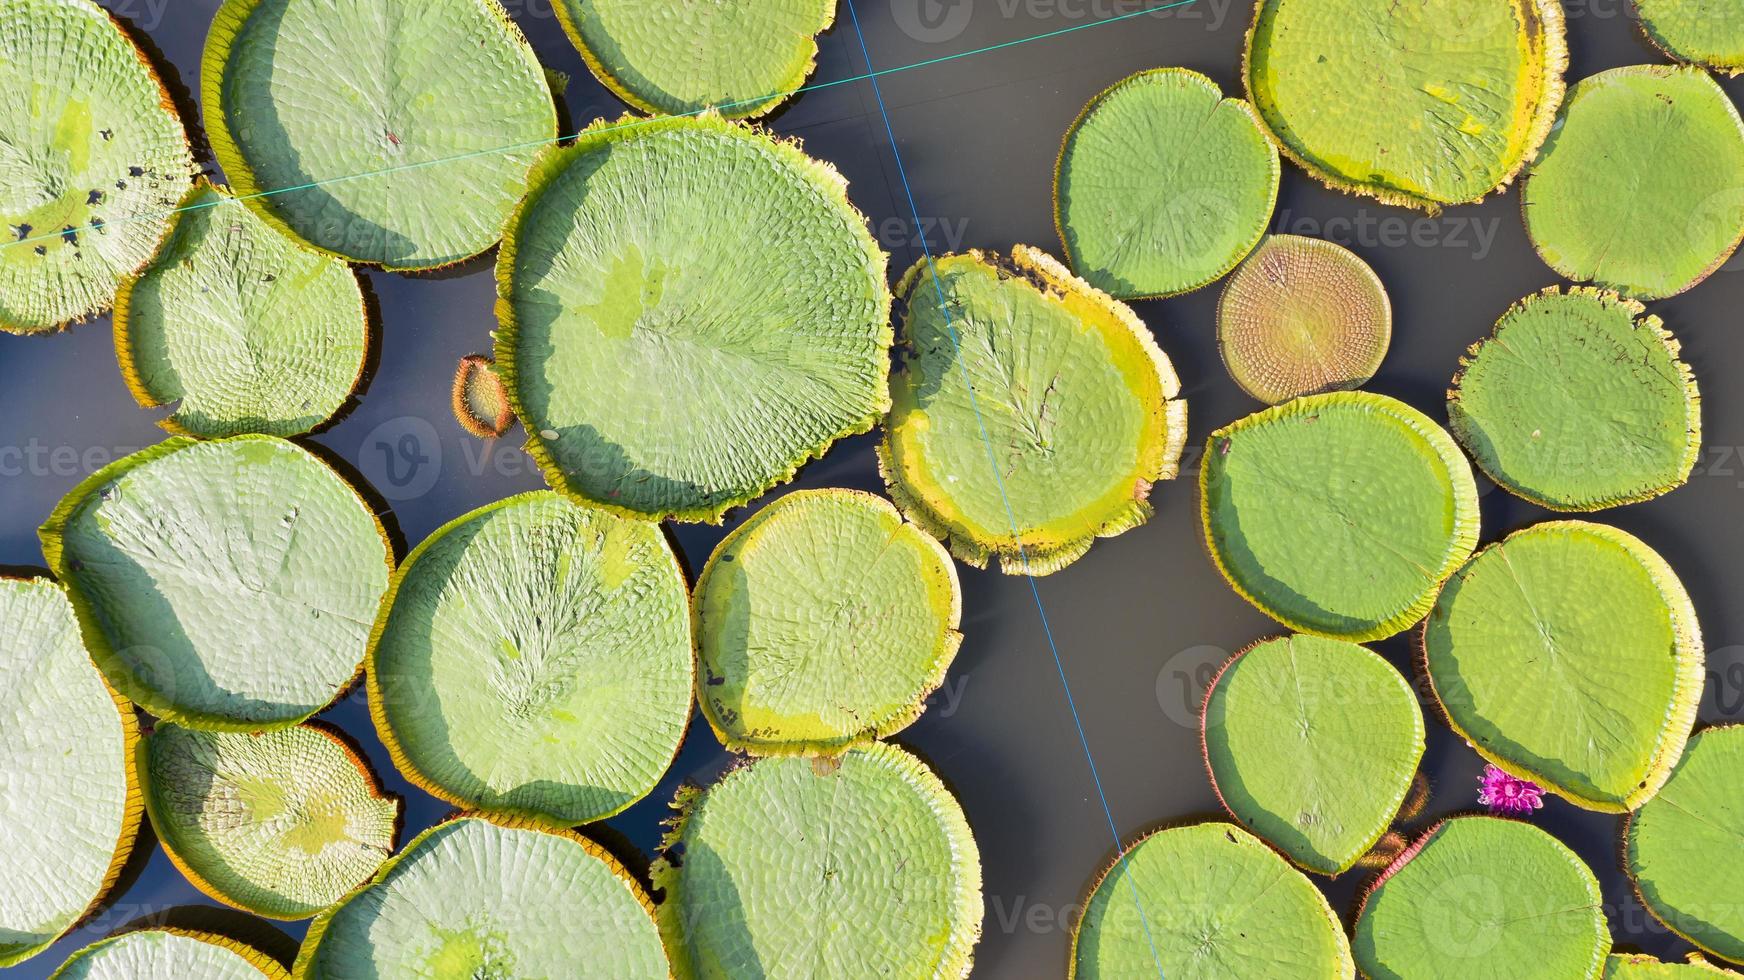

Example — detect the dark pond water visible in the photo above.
[4,1,1743,976]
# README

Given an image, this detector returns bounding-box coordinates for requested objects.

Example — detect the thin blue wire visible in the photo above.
[842,2,1170,974]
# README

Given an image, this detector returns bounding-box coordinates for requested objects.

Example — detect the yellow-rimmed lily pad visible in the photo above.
[52,928,287,979]
[693,488,962,755]
[1424,521,1704,812]
[115,182,369,438]
[1634,0,1744,75]
[140,722,398,920]
[880,246,1188,576]
[451,354,511,439]
[40,436,394,731]
[369,491,692,826]
[497,114,892,524]
[0,0,193,333]
[1244,0,1567,210]
[0,577,141,969]
[1608,953,1743,977]
[1200,392,1479,641]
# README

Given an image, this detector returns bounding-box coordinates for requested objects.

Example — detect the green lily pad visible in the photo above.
[204,0,557,270]
[52,929,287,979]
[1202,634,1425,876]
[369,491,691,826]
[1070,822,1353,979]
[653,743,982,979]
[0,577,140,969]
[296,814,666,978]
[1353,817,1609,980]
[140,722,398,920]
[1424,521,1704,811]
[1634,0,1744,75]
[880,245,1188,576]
[1216,235,1391,405]
[451,354,511,438]
[554,0,834,119]
[693,488,962,755]
[497,114,892,524]
[1626,725,1744,964]
[115,182,369,438]
[0,0,193,333]
[1522,65,1744,300]
[1449,287,1701,511]
[40,436,394,731]
[1244,0,1567,209]
[1608,953,1743,977]
[1054,67,1279,299]
[1200,392,1480,641]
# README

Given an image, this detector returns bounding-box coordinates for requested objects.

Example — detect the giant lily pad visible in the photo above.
[1608,953,1743,977]
[497,114,891,524]
[1626,725,1744,964]
[1424,521,1704,811]
[295,814,667,978]
[0,577,140,969]
[1054,67,1279,299]
[1070,822,1353,978]
[1522,65,1744,300]
[369,491,691,826]
[554,0,834,118]
[1200,392,1480,641]
[1202,635,1425,876]
[115,182,369,438]
[880,246,1188,576]
[1216,235,1391,405]
[1352,817,1609,980]
[1449,287,1701,511]
[52,929,287,979]
[1634,0,1744,75]
[140,722,398,920]
[653,742,982,979]
[693,488,962,755]
[0,0,193,333]
[204,0,557,270]
[40,436,394,731]
[1244,0,1566,210]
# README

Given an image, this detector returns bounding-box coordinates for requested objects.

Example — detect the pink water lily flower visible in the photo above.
[1478,765,1545,814]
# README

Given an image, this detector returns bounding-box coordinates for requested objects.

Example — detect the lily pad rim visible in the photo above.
[1416,519,1705,813]
[50,926,291,980]
[111,178,373,440]
[494,111,894,526]
[37,434,397,733]
[1621,723,1744,966]
[1634,10,1744,76]
[1241,0,1570,212]
[1522,63,1744,301]
[0,576,145,970]
[1198,634,1427,877]
[550,0,839,120]
[363,489,695,828]
[691,487,964,757]
[1051,66,1282,300]
[1197,390,1482,642]
[291,811,656,979]
[1064,818,1356,979]
[200,0,558,272]
[1447,284,1701,511]
[136,719,402,922]
[0,0,196,336]
[650,742,983,980]
[875,244,1189,576]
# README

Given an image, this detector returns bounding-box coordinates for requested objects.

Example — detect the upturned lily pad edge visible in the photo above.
[691,488,964,757]
[1634,8,1744,76]
[450,354,513,439]
[1416,520,1705,813]
[38,435,396,733]
[876,245,1189,577]
[1051,66,1282,300]
[50,926,291,980]
[494,112,894,525]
